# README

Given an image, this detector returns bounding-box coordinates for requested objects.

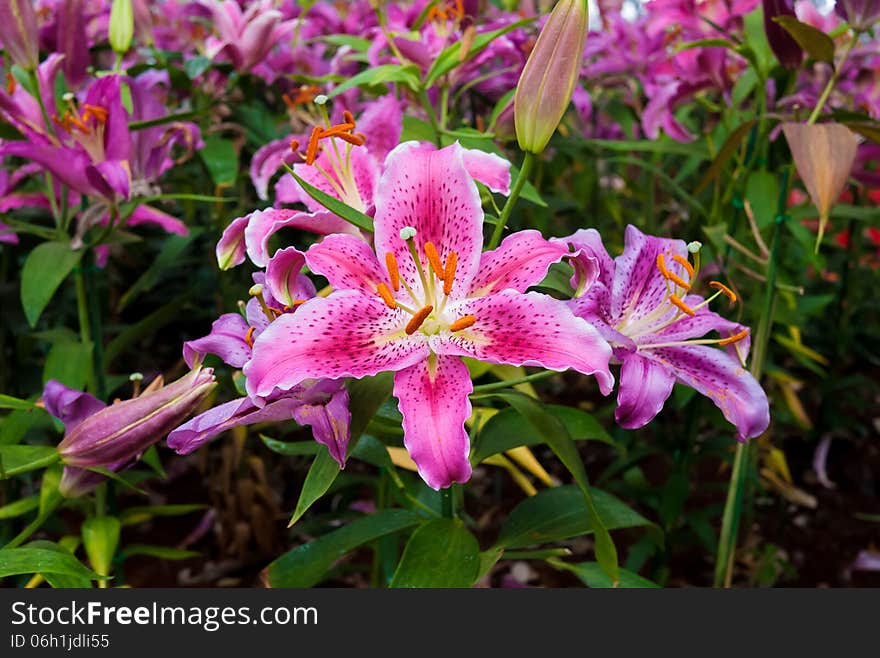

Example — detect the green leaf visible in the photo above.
[105,295,188,366]
[287,446,341,527]
[281,165,374,232]
[471,405,614,465]
[390,519,480,588]
[494,485,653,550]
[310,34,372,52]
[200,135,238,186]
[117,229,202,311]
[285,373,394,526]
[268,509,422,587]
[773,16,835,64]
[548,559,660,588]
[0,495,39,520]
[584,138,709,158]
[328,63,422,97]
[479,392,619,582]
[43,339,93,391]
[746,170,780,230]
[20,241,83,328]
[183,54,211,79]
[120,504,207,526]
[260,436,322,457]
[82,516,121,577]
[0,548,102,581]
[425,18,533,87]
[694,120,756,196]
[0,395,35,411]
[122,544,200,560]
[26,539,92,588]
[0,445,60,479]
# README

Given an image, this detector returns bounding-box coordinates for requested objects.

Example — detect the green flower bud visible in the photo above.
[109,0,134,54]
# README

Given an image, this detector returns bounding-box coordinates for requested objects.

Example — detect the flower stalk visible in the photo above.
[487,151,534,250]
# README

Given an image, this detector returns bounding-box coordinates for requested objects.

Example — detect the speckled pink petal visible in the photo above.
[643,343,770,441]
[555,228,613,292]
[126,204,188,236]
[356,94,403,164]
[244,290,430,399]
[461,148,511,195]
[183,313,251,369]
[305,233,388,295]
[373,141,484,302]
[394,355,473,490]
[614,354,676,429]
[250,135,300,200]
[611,224,689,327]
[435,290,614,395]
[265,247,316,308]
[243,207,351,267]
[469,229,570,297]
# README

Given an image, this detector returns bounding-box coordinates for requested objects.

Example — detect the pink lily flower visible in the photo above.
[244,141,614,489]
[559,225,770,441]
[201,0,295,72]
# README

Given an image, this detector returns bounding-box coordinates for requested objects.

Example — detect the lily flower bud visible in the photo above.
[836,0,880,31]
[57,368,216,470]
[0,0,39,70]
[109,0,135,54]
[514,0,589,154]
[782,122,860,250]
[763,0,803,70]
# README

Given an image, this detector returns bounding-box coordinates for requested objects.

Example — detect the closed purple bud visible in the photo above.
[58,368,216,469]
[836,0,880,31]
[763,0,803,70]
[514,0,589,154]
[0,0,39,70]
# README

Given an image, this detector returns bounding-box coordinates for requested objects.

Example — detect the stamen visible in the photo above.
[6,72,15,94]
[305,125,322,165]
[424,242,445,279]
[443,252,458,296]
[342,110,355,125]
[449,315,477,332]
[718,328,750,346]
[83,104,108,123]
[669,294,696,316]
[330,131,365,147]
[245,326,256,348]
[385,252,400,291]
[376,282,398,309]
[249,284,276,322]
[672,254,695,279]
[289,138,300,153]
[321,122,356,137]
[282,300,308,312]
[405,305,433,335]
[709,281,737,303]
[656,253,671,279]
[666,269,690,290]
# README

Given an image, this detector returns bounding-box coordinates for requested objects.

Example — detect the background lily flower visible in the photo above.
[174,248,352,465]
[0,0,39,69]
[561,225,769,441]
[202,0,295,72]
[244,141,613,489]
[43,368,216,496]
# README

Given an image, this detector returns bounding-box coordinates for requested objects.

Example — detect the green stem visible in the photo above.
[470,369,555,394]
[806,33,859,125]
[3,498,62,549]
[713,168,790,588]
[441,487,455,519]
[74,264,98,396]
[487,151,535,250]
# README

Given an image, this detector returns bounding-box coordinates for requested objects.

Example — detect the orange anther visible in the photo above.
[245,326,257,348]
[718,328,750,346]
[283,300,308,312]
[709,281,737,303]
[332,131,366,147]
[305,125,322,165]
[376,282,398,309]
[405,305,433,335]
[666,270,690,290]
[321,122,356,137]
[83,104,108,123]
[385,252,400,291]
[443,252,458,295]
[669,294,696,316]
[289,138,300,152]
[672,254,695,278]
[424,242,445,279]
[449,315,477,332]
[6,72,15,94]
[342,110,355,125]
[656,253,671,279]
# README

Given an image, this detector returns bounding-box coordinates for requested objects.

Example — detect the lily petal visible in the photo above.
[183,313,251,369]
[305,233,388,295]
[245,291,429,399]
[614,354,676,429]
[645,344,770,441]
[356,94,403,164]
[469,229,571,297]
[394,355,473,490]
[265,247,316,308]
[373,141,484,301]
[292,384,352,467]
[216,214,249,270]
[437,290,614,395]
[461,148,511,195]
[126,204,188,236]
[42,380,106,432]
